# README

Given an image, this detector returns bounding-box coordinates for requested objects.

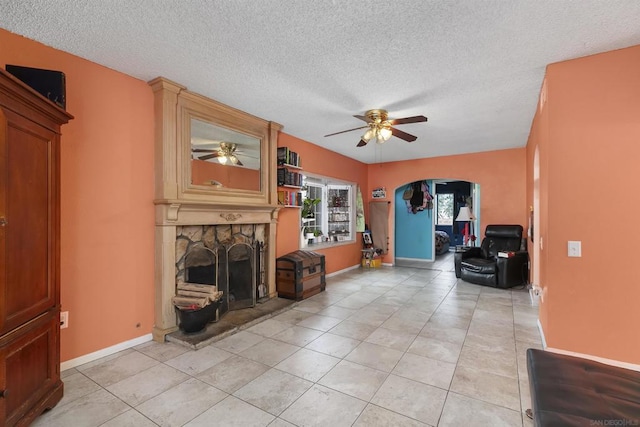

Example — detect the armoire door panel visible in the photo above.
[0,111,56,335]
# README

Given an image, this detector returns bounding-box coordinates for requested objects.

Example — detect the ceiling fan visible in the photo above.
[325,109,428,147]
[192,142,244,166]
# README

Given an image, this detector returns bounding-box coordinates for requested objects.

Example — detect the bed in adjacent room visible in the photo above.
[435,230,450,255]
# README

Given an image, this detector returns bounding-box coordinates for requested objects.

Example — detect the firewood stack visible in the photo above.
[172,283,224,310]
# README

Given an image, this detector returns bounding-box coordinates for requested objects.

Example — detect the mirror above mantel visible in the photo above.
[190,118,261,192]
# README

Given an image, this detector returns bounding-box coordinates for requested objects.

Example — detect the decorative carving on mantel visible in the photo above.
[220,213,242,222]
[167,203,181,222]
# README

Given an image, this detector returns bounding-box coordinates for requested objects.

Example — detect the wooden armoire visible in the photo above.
[0,69,72,426]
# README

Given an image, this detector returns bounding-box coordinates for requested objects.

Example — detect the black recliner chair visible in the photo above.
[454,225,529,288]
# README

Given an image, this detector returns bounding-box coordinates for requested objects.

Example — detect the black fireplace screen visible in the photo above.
[182,240,263,318]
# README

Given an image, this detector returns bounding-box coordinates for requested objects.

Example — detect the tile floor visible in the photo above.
[34,252,542,426]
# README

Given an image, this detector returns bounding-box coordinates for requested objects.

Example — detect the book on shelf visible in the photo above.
[277,190,302,207]
[277,168,285,186]
[277,168,302,187]
[277,147,301,167]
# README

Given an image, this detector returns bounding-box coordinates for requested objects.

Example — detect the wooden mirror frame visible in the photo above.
[180,93,269,202]
[150,77,281,207]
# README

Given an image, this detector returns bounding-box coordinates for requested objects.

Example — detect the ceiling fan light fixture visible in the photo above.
[379,126,392,141]
[362,126,376,142]
[218,155,228,164]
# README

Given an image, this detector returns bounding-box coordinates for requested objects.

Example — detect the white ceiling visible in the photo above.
[2,1,640,164]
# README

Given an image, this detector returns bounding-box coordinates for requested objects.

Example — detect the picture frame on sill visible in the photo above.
[362,231,373,245]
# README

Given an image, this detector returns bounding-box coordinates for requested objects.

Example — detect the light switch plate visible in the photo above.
[568,241,581,257]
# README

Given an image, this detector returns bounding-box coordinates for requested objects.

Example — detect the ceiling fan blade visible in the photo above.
[353,114,371,123]
[198,153,220,161]
[192,148,216,153]
[391,127,418,142]
[227,154,244,166]
[356,139,368,147]
[324,125,368,137]
[388,115,428,125]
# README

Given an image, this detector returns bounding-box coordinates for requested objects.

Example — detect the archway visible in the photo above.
[394,179,480,267]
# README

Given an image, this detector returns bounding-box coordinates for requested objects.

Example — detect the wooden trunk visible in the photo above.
[276,250,326,300]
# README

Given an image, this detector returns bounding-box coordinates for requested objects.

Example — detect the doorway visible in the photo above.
[394,179,479,267]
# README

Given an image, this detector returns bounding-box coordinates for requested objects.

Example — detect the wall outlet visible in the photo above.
[60,311,69,329]
[568,241,582,257]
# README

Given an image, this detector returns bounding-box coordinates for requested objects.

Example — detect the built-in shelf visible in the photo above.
[279,163,302,170]
[277,147,303,208]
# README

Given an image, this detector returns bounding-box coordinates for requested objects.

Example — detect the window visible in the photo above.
[436,193,454,225]
[302,174,355,245]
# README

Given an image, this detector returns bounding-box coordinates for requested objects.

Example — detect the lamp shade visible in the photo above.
[455,206,472,221]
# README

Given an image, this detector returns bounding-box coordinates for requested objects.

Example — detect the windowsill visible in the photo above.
[302,239,356,250]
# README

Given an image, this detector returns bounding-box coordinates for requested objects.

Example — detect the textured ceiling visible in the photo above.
[2,1,640,164]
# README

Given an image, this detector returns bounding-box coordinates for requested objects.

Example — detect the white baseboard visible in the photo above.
[61,333,153,371]
[326,264,360,278]
[537,319,547,349]
[544,347,640,372]
[538,320,640,372]
[395,257,434,263]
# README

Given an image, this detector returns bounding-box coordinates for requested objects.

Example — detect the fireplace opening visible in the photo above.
[185,246,216,285]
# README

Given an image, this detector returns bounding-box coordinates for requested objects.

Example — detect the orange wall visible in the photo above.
[1,29,156,362]
[191,158,260,190]
[367,148,527,263]
[530,45,640,364]
[276,133,368,273]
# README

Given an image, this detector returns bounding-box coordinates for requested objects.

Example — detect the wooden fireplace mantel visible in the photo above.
[150,77,282,341]
[155,199,280,226]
